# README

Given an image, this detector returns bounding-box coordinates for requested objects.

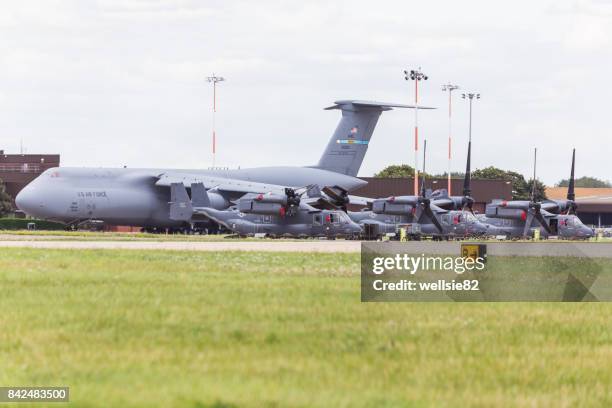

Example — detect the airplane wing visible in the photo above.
[155,172,288,195]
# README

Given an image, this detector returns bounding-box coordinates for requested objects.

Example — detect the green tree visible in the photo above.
[0,178,13,216]
[471,166,546,200]
[374,164,418,178]
[556,176,611,188]
[430,171,465,179]
[525,178,548,202]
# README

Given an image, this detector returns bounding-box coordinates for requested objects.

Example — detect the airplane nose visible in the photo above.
[15,185,42,217]
[15,187,33,213]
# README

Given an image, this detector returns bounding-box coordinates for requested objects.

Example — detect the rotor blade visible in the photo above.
[424,206,444,233]
[523,212,535,237]
[534,210,552,234]
[463,140,472,197]
[414,204,424,222]
[531,147,537,202]
[420,139,427,197]
[322,185,347,202]
[567,148,576,202]
[432,197,454,209]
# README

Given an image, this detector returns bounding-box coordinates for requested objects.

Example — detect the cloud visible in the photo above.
[0,0,609,184]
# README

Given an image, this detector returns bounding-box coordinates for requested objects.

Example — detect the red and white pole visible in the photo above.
[212,80,216,167]
[447,89,451,194]
[405,68,427,196]
[206,74,225,169]
[414,79,419,196]
[442,83,459,195]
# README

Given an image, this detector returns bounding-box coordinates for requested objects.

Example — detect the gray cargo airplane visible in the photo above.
[477,149,594,239]
[16,100,431,229]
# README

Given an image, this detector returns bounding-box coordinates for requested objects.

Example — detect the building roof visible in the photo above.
[546,187,612,213]
[546,187,612,204]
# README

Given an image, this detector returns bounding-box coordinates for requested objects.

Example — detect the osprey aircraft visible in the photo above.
[477,149,594,239]
[170,182,362,238]
[15,100,431,229]
[348,140,490,239]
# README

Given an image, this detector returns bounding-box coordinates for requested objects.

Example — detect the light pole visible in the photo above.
[404,68,428,196]
[461,92,480,143]
[206,74,225,168]
[461,92,480,198]
[442,83,460,195]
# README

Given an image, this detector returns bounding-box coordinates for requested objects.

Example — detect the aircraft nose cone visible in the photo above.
[15,186,37,215]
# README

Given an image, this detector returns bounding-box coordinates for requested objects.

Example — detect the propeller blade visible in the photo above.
[566,148,577,215]
[530,147,537,202]
[424,206,444,233]
[463,140,472,197]
[414,204,424,222]
[567,148,575,202]
[462,196,475,214]
[321,185,349,211]
[534,210,552,234]
[523,212,535,237]
[420,140,427,198]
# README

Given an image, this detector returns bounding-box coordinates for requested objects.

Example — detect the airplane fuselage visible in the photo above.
[349,210,490,239]
[16,166,367,227]
[477,214,594,239]
[202,207,362,238]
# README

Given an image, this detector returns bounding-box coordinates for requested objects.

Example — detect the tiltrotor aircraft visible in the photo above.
[179,184,362,238]
[15,100,430,229]
[477,149,594,239]
[348,140,490,239]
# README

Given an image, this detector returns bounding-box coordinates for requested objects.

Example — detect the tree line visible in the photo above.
[373,164,609,200]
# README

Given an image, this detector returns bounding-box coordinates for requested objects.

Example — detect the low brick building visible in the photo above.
[352,177,513,213]
[0,150,61,205]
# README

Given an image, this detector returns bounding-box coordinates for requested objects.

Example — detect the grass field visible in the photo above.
[1,249,612,407]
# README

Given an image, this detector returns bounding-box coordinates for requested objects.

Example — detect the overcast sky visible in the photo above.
[0,0,611,185]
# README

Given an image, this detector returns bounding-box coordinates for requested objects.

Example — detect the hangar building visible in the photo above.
[546,187,612,227]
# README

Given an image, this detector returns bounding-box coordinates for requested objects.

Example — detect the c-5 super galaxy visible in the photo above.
[16,100,432,229]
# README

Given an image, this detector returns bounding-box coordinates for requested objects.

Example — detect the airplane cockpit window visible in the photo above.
[324,213,343,224]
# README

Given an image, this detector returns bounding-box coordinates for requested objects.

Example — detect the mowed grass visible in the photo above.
[1,249,612,407]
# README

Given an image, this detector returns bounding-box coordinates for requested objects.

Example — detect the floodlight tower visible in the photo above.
[441,83,460,195]
[404,68,428,196]
[461,92,480,198]
[206,74,225,168]
[461,92,480,143]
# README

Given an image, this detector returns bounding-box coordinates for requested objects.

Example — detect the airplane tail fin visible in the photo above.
[313,100,433,177]
[191,182,210,207]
